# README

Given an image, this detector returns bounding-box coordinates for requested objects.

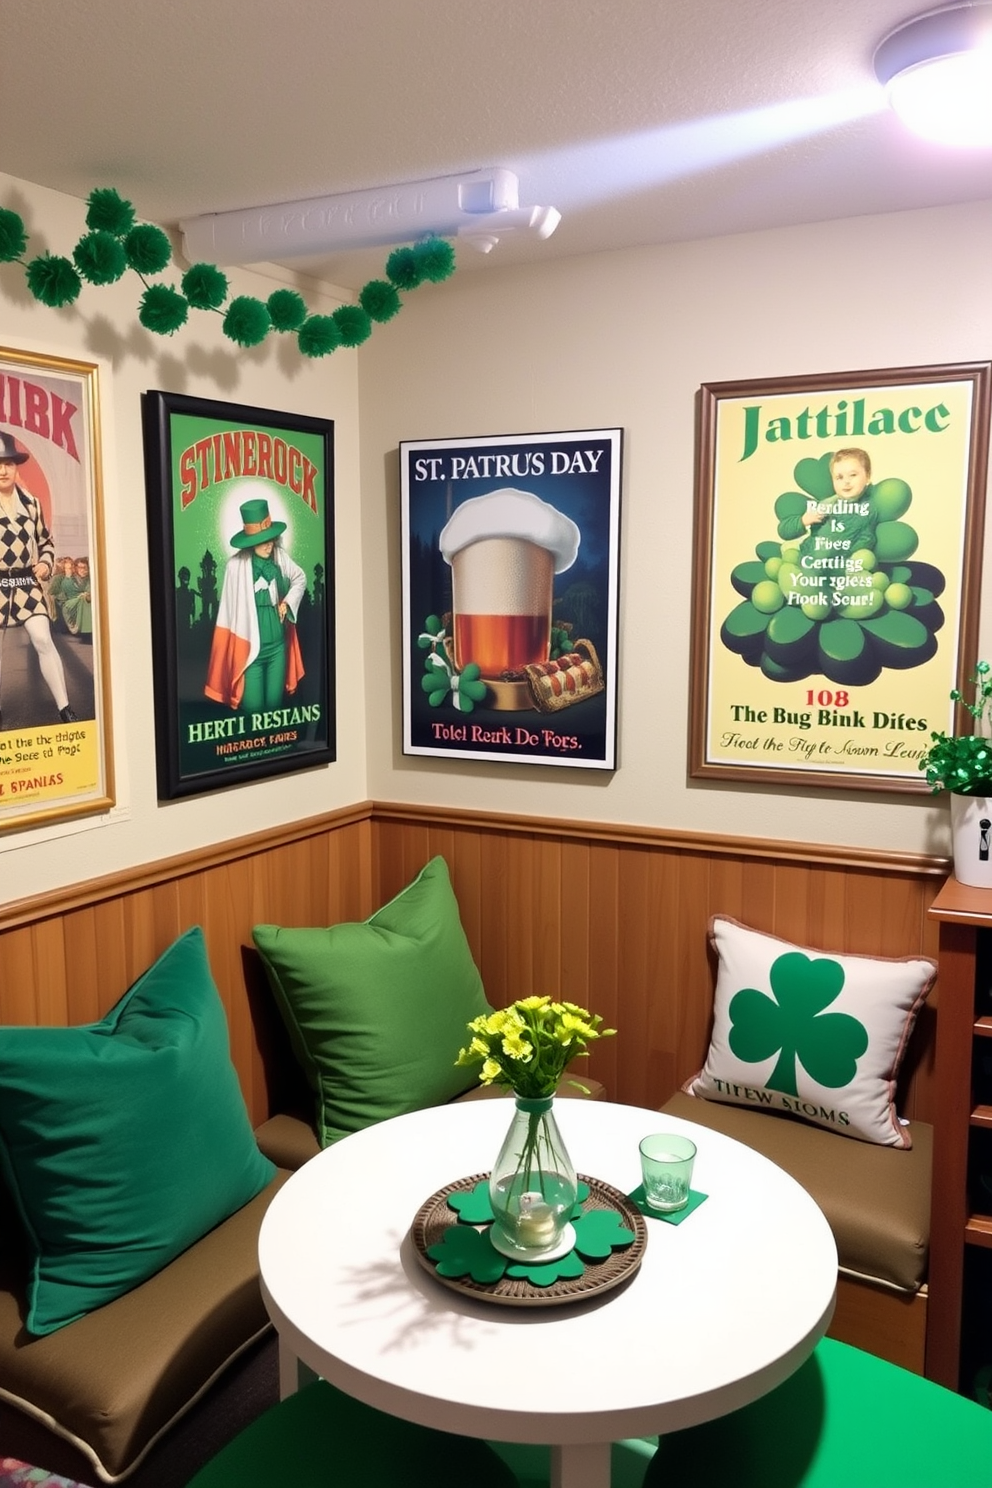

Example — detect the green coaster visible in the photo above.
[627,1184,708,1225]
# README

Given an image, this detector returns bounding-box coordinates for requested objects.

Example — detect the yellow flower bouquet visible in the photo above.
[456,995,614,1098]
[456,997,615,1256]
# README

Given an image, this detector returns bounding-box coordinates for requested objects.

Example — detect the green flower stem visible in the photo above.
[514,1095,552,1196]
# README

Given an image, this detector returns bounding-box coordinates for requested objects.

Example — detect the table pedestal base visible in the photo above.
[551,1440,612,1488]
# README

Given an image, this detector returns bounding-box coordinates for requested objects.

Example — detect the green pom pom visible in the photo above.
[0,208,27,262]
[297,314,342,358]
[125,223,172,275]
[139,284,189,335]
[73,230,127,285]
[359,278,401,322]
[267,288,308,331]
[85,188,136,237]
[25,254,82,308]
[413,237,455,283]
[385,246,424,291]
[182,262,228,310]
[223,295,271,347]
[332,304,372,347]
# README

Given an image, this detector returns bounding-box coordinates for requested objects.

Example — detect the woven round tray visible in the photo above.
[410,1172,647,1307]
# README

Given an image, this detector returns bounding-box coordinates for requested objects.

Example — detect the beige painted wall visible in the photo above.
[0,172,366,905]
[2,173,988,904]
[358,199,992,856]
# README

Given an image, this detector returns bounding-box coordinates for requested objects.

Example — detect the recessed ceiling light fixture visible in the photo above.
[180,168,561,265]
[874,2,992,146]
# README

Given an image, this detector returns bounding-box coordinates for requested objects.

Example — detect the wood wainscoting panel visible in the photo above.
[0,803,945,1127]
[371,804,946,1121]
[831,1278,927,1375]
[0,807,374,1125]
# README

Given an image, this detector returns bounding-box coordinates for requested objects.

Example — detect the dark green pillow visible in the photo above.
[0,926,275,1336]
[253,856,491,1145]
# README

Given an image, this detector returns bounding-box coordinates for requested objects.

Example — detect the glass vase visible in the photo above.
[488,1095,578,1260]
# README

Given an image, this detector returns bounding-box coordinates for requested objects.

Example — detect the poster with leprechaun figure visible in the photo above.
[142,391,335,799]
[690,364,989,792]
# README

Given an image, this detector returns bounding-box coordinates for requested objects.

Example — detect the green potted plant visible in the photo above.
[920,660,992,887]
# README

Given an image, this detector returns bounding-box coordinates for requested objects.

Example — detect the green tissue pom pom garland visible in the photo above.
[73,230,127,285]
[182,262,229,310]
[0,208,28,262]
[125,223,173,275]
[267,288,308,331]
[85,187,136,237]
[25,254,81,308]
[139,284,189,335]
[1,186,456,356]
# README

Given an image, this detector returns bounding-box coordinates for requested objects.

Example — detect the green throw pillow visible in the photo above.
[0,927,276,1336]
[252,856,491,1145]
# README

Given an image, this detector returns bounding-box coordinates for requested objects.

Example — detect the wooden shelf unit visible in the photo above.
[926,877,992,1386]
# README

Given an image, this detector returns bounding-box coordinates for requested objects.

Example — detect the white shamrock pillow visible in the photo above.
[683,916,936,1147]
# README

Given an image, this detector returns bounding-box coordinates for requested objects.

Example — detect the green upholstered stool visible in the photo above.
[186,1377,519,1488]
[645,1338,992,1488]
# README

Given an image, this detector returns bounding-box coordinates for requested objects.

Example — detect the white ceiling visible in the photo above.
[4,0,992,289]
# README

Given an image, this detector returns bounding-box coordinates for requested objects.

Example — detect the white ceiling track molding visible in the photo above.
[180,168,561,264]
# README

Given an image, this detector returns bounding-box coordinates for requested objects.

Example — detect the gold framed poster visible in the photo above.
[0,343,114,831]
[690,363,990,792]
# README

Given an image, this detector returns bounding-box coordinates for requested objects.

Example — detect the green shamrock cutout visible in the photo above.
[571,1209,635,1259]
[727,951,869,1097]
[426,1226,507,1284]
[447,1181,495,1224]
[505,1250,585,1286]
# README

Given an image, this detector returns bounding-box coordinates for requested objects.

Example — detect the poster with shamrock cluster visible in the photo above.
[400,429,622,768]
[690,364,989,791]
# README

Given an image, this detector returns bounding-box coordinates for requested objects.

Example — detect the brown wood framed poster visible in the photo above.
[0,343,114,831]
[401,429,622,769]
[690,363,990,792]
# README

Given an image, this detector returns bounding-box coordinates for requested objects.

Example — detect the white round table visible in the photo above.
[258,1099,837,1488]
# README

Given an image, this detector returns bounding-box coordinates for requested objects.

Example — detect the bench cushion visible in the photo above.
[661,1093,930,1292]
[0,1171,289,1483]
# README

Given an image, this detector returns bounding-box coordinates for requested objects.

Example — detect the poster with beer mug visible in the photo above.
[400,429,622,768]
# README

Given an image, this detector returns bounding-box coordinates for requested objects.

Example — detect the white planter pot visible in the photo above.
[950,792,992,888]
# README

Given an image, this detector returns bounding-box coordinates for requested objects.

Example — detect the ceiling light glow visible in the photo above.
[875,3,992,147]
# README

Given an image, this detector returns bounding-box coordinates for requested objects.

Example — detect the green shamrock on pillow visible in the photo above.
[727,951,869,1096]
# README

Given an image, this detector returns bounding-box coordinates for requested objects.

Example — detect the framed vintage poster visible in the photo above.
[690,363,990,792]
[0,344,114,831]
[401,428,622,769]
[142,391,335,800]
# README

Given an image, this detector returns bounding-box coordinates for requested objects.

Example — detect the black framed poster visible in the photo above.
[401,428,622,769]
[142,391,335,799]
